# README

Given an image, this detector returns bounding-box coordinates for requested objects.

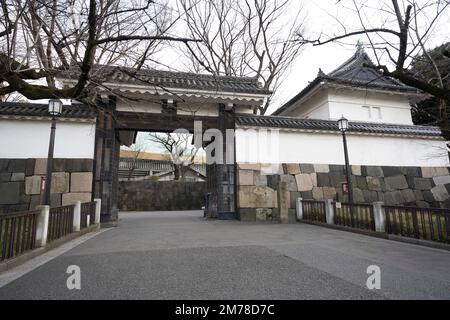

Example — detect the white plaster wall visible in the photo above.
[327,89,414,124]
[282,90,330,119]
[0,120,96,159]
[236,128,450,167]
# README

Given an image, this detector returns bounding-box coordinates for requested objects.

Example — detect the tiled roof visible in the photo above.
[0,102,97,118]
[273,48,419,115]
[59,65,271,95]
[235,114,442,137]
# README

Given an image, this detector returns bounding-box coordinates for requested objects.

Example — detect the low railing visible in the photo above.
[0,210,39,261]
[302,200,326,223]
[384,205,450,243]
[48,205,75,242]
[333,202,375,231]
[81,201,96,228]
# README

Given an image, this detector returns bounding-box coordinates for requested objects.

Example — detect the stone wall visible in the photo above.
[118,180,206,211]
[237,163,450,222]
[0,158,94,214]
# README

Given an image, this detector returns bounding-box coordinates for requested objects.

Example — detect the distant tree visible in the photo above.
[410,42,450,126]
[148,132,200,181]
[298,0,450,138]
[178,0,307,114]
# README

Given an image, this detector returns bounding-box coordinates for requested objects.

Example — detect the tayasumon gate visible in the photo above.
[64,68,271,222]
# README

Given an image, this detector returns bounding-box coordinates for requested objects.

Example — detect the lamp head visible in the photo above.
[48,99,63,116]
[337,115,349,132]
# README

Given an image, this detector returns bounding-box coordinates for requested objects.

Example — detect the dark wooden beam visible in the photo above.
[116,111,218,132]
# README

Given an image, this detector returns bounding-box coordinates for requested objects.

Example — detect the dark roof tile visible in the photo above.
[0,102,97,118]
[235,114,442,137]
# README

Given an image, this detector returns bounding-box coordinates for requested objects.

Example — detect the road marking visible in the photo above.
[0,228,111,288]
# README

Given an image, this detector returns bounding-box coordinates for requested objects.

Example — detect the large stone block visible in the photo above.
[0,159,9,172]
[356,176,368,190]
[329,165,345,173]
[280,174,297,191]
[313,164,329,173]
[66,159,94,172]
[422,167,449,178]
[329,171,346,187]
[295,174,314,192]
[366,166,384,177]
[433,175,450,186]
[70,172,93,193]
[422,190,435,203]
[256,208,273,221]
[0,173,11,182]
[260,163,283,175]
[238,186,277,208]
[416,201,430,208]
[404,167,421,177]
[10,172,25,181]
[310,173,317,187]
[323,187,336,200]
[351,165,361,176]
[7,159,27,173]
[385,175,408,191]
[267,175,280,189]
[401,189,416,203]
[286,164,301,175]
[52,159,66,172]
[0,182,21,204]
[362,189,378,203]
[385,191,404,205]
[25,159,35,176]
[353,188,365,203]
[254,174,267,186]
[317,173,330,187]
[366,176,382,191]
[300,191,313,200]
[413,177,434,190]
[299,164,315,174]
[414,190,424,201]
[62,192,92,206]
[431,185,449,202]
[51,172,70,193]
[312,187,324,200]
[238,170,254,186]
[34,158,47,175]
[239,208,256,221]
[381,166,403,177]
[238,163,261,171]
[25,176,42,195]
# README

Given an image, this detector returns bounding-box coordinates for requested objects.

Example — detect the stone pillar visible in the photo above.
[373,201,385,232]
[325,199,335,225]
[73,201,81,232]
[296,197,303,220]
[94,198,102,224]
[35,205,49,247]
[277,181,289,223]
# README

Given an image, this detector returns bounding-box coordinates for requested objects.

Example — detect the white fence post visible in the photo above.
[73,201,81,232]
[94,198,102,224]
[35,205,49,247]
[373,201,385,232]
[296,197,303,220]
[325,199,334,224]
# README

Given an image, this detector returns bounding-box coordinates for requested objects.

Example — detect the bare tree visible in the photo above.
[0,0,199,103]
[297,0,450,137]
[148,132,200,180]
[178,0,306,114]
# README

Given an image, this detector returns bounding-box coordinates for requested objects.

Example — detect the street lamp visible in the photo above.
[337,115,355,227]
[42,99,63,205]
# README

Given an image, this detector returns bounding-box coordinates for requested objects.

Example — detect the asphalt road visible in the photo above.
[1,211,449,300]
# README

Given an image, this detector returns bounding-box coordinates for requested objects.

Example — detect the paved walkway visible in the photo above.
[1,211,450,300]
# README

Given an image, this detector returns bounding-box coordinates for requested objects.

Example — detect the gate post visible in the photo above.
[325,199,334,225]
[73,201,81,232]
[296,197,303,220]
[35,205,50,247]
[373,201,385,232]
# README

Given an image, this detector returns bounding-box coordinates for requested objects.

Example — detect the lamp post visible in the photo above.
[42,99,63,206]
[337,116,355,227]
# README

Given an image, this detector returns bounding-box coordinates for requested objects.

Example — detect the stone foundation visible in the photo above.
[119,180,206,211]
[0,158,94,214]
[237,163,450,222]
